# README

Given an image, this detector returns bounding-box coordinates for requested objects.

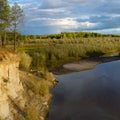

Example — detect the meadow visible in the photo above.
[16,36,120,71]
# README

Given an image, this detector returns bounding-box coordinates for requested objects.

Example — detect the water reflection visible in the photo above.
[48,61,120,120]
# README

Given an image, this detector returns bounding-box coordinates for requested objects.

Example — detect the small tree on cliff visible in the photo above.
[10,2,24,51]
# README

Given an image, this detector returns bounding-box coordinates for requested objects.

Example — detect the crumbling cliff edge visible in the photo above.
[0,50,56,120]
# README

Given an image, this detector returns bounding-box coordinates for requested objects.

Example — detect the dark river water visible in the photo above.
[48,60,120,120]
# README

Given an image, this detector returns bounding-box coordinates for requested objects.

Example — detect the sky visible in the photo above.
[9,0,120,35]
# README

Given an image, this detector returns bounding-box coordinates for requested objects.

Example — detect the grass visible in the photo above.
[18,52,32,71]
[17,71,52,120]
[17,37,120,70]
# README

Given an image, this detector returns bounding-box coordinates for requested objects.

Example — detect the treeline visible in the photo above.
[3,31,120,44]
[0,0,23,50]
[1,31,120,50]
[25,32,120,40]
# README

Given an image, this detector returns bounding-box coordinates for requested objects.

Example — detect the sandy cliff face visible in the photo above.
[0,51,25,120]
[0,50,57,120]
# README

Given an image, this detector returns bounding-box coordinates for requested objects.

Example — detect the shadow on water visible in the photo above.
[48,60,120,120]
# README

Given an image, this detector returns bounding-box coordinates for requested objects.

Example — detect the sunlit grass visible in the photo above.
[17,37,120,69]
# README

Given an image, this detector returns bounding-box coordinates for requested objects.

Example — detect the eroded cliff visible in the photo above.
[0,51,25,120]
[0,50,56,120]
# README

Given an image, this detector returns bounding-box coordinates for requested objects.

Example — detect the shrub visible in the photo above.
[26,76,49,96]
[86,51,104,57]
[18,52,32,71]
[25,106,40,120]
[39,80,49,96]
[31,52,46,69]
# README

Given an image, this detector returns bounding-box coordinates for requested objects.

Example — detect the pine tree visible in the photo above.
[0,0,10,47]
[10,2,24,51]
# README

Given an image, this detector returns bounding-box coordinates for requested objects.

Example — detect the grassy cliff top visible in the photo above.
[0,50,19,63]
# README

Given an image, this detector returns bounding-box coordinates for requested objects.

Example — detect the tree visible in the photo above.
[0,0,4,45]
[10,2,24,51]
[0,0,10,47]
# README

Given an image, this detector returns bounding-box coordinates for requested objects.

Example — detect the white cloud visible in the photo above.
[92,28,120,34]
[80,21,97,28]
[38,8,65,13]
[48,18,79,29]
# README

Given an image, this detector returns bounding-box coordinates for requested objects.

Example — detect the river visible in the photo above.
[48,60,120,120]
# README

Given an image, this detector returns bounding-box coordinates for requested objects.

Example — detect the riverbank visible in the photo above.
[19,71,57,120]
[51,56,120,74]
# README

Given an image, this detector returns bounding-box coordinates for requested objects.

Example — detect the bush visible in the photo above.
[86,51,104,57]
[26,76,49,96]
[18,52,32,71]
[39,80,49,96]
[31,52,46,69]
[25,106,40,120]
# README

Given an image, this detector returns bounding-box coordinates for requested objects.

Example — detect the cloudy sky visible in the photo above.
[9,0,120,35]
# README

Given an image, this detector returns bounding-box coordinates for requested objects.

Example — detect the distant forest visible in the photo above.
[30,32,120,39]
[10,32,120,41]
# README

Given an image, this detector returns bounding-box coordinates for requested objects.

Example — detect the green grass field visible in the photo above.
[16,37,120,71]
